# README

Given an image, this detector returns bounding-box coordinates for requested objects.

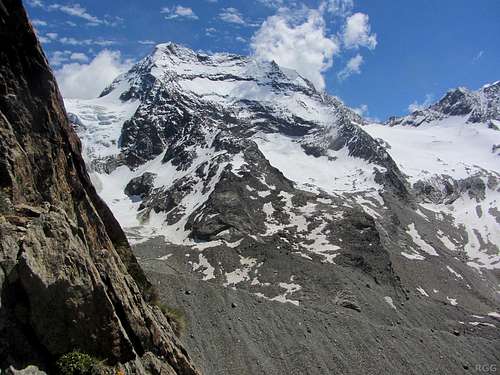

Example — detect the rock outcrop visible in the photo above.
[0,1,200,374]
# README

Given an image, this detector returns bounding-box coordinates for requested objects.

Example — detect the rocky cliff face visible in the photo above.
[0,1,200,374]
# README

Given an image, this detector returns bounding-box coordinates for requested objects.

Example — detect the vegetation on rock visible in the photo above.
[56,352,104,375]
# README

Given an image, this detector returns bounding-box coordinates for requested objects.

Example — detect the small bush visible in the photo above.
[160,305,187,337]
[56,351,103,375]
[149,287,187,337]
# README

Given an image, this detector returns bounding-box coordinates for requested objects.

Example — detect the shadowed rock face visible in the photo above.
[0,1,200,374]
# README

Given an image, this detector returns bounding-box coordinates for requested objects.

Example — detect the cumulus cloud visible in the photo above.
[55,50,133,99]
[251,9,339,90]
[161,5,199,20]
[219,8,246,24]
[408,94,433,113]
[337,53,363,80]
[343,12,377,49]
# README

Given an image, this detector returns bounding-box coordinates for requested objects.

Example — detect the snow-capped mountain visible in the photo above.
[66,42,407,244]
[65,43,499,375]
[386,81,500,127]
[365,84,500,272]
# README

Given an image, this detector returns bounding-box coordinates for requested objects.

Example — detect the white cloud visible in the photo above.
[161,5,199,20]
[257,0,285,8]
[236,36,247,43]
[102,15,124,27]
[219,8,246,24]
[251,8,339,90]
[70,52,89,62]
[28,0,44,7]
[205,27,217,36]
[343,12,377,49]
[408,94,433,113]
[50,50,72,66]
[46,32,58,40]
[47,3,122,26]
[49,3,101,24]
[473,50,484,62]
[58,37,116,46]
[337,53,363,80]
[32,19,47,26]
[322,0,353,17]
[353,103,368,116]
[38,36,51,44]
[352,103,379,122]
[55,50,133,99]
[138,40,156,45]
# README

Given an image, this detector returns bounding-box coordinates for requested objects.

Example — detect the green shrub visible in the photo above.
[149,287,187,337]
[56,351,103,375]
[159,305,187,337]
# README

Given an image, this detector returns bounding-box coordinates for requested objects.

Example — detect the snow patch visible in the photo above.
[407,223,438,256]
[384,296,397,310]
[446,266,464,280]
[401,252,425,261]
[192,253,216,281]
[254,132,382,194]
[224,256,257,287]
[416,287,429,297]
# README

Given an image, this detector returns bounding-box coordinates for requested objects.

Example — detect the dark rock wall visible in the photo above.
[0,1,200,373]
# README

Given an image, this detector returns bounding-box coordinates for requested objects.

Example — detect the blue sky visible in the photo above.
[25,0,500,120]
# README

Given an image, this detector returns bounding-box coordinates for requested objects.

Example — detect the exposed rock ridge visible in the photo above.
[386,81,500,127]
[0,1,201,374]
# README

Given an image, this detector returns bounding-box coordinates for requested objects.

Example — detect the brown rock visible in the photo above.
[0,1,201,374]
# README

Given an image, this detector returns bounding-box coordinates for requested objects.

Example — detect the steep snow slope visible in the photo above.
[253,132,382,193]
[66,42,402,246]
[364,88,500,270]
[365,117,499,183]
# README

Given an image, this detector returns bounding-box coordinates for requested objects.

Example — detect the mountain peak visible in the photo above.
[429,86,477,117]
[387,80,500,126]
[482,80,500,90]
[152,41,200,61]
[99,41,342,124]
